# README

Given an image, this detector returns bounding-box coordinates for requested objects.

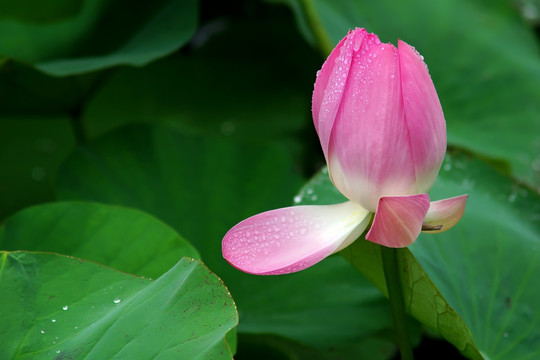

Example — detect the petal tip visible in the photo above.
[422,194,468,234]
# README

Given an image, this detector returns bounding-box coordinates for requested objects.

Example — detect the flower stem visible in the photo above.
[381,246,414,360]
[299,0,334,56]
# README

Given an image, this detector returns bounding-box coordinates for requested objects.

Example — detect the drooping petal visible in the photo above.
[422,194,468,234]
[398,40,447,193]
[366,194,430,247]
[312,29,368,162]
[328,36,417,212]
[222,201,371,275]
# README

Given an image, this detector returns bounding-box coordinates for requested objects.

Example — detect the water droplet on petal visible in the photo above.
[353,35,362,51]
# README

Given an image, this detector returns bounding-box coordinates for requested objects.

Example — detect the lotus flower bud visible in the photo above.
[221,28,467,275]
[312,28,446,212]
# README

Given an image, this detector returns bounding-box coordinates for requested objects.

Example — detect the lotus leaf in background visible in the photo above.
[280,0,540,190]
[0,117,76,220]
[0,0,198,76]
[78,18,318,140]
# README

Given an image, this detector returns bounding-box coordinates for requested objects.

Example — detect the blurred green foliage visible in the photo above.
[1,0,539,359]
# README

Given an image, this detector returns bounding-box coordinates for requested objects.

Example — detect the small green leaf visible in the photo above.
[0,201,199,278]
[0,252,238,359]
[0,0,197,76]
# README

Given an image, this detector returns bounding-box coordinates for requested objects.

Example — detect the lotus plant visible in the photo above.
[222,28,467,276]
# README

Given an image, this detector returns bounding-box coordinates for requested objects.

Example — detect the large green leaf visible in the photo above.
[0,0,197,76]
[282,0,540,189]
[295,152,540,360]
[342,242,481,359]
[0,116,76,221]
[80,56,310,141]
[0,252,237,359]
[56,123,395,358]
[412,154,540,360]
[0,201,199,278]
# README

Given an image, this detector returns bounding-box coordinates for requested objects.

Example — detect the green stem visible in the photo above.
[299,0,334,56]
[381,246,414,360]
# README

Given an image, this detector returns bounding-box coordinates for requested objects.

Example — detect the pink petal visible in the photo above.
[422,194,468,233]
[366,194,430,247]
[222,202,371,275]
[328,37,417,212]
[312,28,368,162]
[398,40,447,193]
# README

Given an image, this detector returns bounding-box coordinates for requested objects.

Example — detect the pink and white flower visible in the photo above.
[222,28,467,275]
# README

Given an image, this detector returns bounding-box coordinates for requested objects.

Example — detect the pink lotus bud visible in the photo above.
[312,28,446,212]
[222,28,467,275]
